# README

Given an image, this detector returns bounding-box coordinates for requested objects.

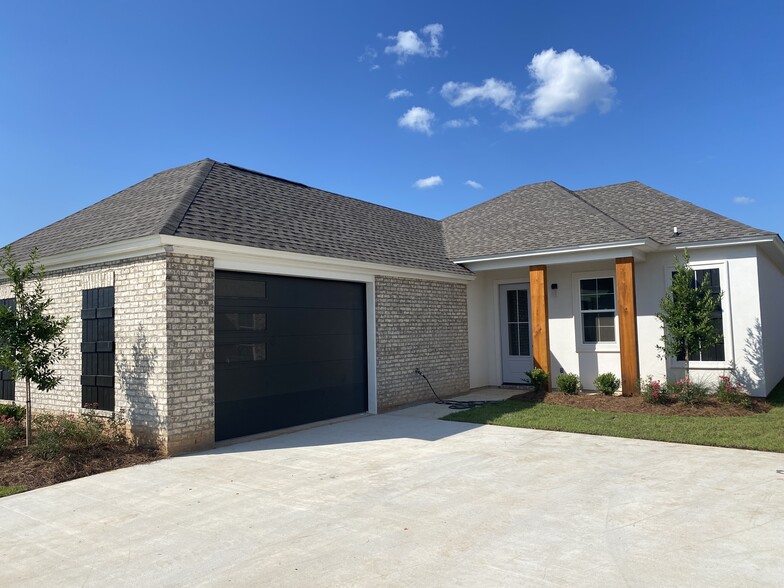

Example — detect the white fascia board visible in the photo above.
[161,235,475,283]
[35,236,168,271]
[668,235,781,251]
[455,239,654,272]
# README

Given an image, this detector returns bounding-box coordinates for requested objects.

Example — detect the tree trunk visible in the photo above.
[25,378,32,446]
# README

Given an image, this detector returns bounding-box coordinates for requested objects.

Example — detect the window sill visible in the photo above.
[79,407,117,419]
[576,343,619,354]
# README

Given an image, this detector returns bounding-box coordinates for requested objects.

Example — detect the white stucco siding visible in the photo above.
[466,268,530,388]
[636,245,765,395]
[547,262,622,390]
[757,249,784,394]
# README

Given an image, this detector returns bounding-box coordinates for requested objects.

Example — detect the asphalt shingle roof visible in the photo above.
[441,181,642,259]
[575,181,775,245]
[7,159,468,276]
[7,161,775,274]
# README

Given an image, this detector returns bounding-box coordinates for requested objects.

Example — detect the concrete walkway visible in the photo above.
[2,391,784,587]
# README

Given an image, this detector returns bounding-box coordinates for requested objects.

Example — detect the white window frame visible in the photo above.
[663,260,734,369]
[572,271,619,353]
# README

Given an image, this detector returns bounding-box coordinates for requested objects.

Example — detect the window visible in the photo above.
[506,289,530,356]
[0,298,15,401]
[579,277,616,344]
[676,268,725,362]
[81,287,115,410]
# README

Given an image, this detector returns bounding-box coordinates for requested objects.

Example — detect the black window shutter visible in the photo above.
[0,298,15,401]
[81,287,115,410]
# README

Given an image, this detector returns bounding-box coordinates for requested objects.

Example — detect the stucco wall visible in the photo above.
[375,276,469,408]
[636,245,765,395]
[757,249,784,393]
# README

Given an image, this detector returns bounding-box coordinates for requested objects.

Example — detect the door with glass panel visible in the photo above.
[500,284,533,384]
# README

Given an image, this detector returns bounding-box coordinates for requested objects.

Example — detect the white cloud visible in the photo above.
[444,116,479,129]
[398,106,435,135]
[358,46,379,70]
[733,196,755,204]
[388,89,413,100]
[384,23,444,63]
[414,175,443,188]
[520,48,616,128]
[465,180,483,189]
[441,78,517,110]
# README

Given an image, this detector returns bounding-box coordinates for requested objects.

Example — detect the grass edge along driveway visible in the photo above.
[443,380,784,453]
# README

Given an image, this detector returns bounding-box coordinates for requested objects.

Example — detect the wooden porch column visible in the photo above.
[529,265,551,390]
[615,257,640,396]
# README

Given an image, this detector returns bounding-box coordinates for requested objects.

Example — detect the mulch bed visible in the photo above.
[0,442,162,492]
[508,390,771,417]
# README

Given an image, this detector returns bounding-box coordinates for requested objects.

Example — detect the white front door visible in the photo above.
[500,284,534,384]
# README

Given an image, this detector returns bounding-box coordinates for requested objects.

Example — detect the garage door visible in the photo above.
[215,271,368,441]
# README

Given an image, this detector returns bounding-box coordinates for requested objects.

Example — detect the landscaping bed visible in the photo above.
[509,390,770,417]
[0,406,162,496]
[0,440,160,494]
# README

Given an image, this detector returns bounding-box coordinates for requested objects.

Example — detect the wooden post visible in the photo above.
[615,257,640,396]
[529,265,551,391]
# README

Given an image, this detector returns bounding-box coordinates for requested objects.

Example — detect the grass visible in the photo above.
[0,485,26,498]
[443,378,784,452]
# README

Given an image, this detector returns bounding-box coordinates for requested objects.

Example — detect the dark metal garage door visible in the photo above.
[215,271,368,441]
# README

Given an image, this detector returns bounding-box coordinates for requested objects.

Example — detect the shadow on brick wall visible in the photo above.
[117,324,162,447]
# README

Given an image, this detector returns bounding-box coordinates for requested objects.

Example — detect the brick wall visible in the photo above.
[375,276,469,408]
[0,254,170,445]
[165,254,215,455]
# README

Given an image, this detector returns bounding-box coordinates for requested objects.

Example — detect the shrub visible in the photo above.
[669,377,709,405]
[0,404,25,422]
[556,373,580,394]
[594,372,621,395]
[525,368,549,392]
[716,375,752,408]
[29,409,129,460]
[640,377,668,404]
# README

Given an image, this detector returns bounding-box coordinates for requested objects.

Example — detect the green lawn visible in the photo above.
[0,485,26,498]
[443,379,784,452]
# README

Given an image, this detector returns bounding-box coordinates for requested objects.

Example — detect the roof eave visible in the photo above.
[452,238,656,272]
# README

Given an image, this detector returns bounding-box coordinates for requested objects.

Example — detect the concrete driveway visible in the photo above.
[2,393,784,587]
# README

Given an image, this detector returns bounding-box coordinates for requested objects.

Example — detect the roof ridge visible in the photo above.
[158,159,216,235]
[558,181,649,242]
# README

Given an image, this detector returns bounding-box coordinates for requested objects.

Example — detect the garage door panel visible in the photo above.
[216,359,365,402]
[215,271,368,441]
[215,383,366,440]
[216,307,365,338]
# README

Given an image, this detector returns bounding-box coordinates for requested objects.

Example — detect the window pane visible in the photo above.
[518,323,530,356]
[598,294,615,310]
[507,290,518,323]
[508,324,520,355]
[583,313,597,343]
[517,293,528,324]
[596,278,614,295]
[581,294,597,311]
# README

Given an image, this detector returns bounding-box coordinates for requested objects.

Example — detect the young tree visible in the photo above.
[0,246,69,445]
[656,250,722,386]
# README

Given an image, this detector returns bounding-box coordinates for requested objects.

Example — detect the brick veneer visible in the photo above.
[375,276,469,408]
[0,252,215,455]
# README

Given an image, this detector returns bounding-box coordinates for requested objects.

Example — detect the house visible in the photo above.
[2,159,783,454]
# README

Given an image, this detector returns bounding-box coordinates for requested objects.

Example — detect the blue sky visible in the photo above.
[2,0,783,245]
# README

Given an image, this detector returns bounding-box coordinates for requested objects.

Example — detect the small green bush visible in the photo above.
[30,409,129,460]
[556,373,580,395]
[525,368,549,392]
[640,377,668,404]
[594,372,621,395]
[670,377,708,405]
[0,404,25,422]
[716,375,752,408]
